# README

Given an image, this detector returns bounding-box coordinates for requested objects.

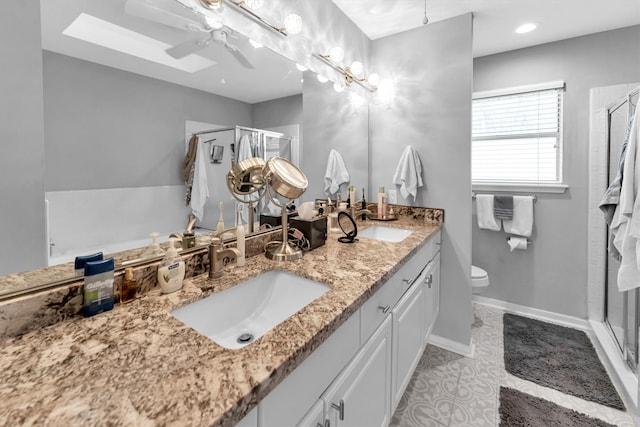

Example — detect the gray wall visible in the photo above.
[302,75,369,201]
[252,94,302,130]
[473,25,640,318]
[370,14,474,348]
[43,51,253,191]
[0,0,47,275]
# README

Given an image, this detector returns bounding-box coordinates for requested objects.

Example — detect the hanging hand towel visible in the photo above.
[324,149,350,195]
[476,194,501,231]
[502,196,534,237]
[493,195,514,220]
[392,146,424,202]
[613,103,640,291]
[237,134,253,162]
[190,136,209,222]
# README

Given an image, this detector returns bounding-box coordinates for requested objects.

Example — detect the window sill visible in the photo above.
[472,182,569,194]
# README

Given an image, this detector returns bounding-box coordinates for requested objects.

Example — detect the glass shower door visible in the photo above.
[605,91,639,372]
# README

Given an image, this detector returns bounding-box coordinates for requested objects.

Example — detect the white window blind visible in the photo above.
[472,85,563,184]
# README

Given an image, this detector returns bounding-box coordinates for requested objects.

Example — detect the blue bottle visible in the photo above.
[83,258,115,317]
[74,252,103,276]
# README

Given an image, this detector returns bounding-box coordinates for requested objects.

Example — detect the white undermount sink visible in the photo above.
[358,225,413,243]
[171,271,330,349]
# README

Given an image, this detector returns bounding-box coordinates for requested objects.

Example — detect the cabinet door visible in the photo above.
[323,316,392,427]
[392,280,426,410]
[296,399,326,427]
[423,253,441,343]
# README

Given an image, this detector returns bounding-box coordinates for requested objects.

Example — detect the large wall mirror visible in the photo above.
[1,0,370,298]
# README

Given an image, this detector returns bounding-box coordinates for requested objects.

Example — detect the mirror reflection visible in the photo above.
[0,0,303,295]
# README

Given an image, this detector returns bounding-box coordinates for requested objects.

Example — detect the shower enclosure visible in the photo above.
[604,88,640,372]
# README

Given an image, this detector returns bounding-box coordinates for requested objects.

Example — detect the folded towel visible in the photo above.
[503,196,534,237]
[494,195,514,220]
[476,194,501,231]
[393,146,424,202]
[324,149,350,195]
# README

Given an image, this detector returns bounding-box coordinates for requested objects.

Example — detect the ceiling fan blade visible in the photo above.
[166,37,208,59]
[225,43,255,69]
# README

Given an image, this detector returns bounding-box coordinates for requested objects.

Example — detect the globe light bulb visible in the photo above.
[330,46,344,63]
[296,63,308,72]
[245,0,264,10]
[350,61,363,77]
[284,14,302,35]
[368,73,380,86]
[333,81,345,93]
[317,74,328,83]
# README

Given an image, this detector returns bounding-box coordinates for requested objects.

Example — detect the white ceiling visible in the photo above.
[332,0,640,57]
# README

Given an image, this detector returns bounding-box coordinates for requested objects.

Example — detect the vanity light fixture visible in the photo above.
[199,0,302,37]
[315,52,378,92]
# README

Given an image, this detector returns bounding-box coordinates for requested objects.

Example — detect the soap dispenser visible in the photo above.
[236,205,246,267]
[157,238,185,294]
[141,232,165,259]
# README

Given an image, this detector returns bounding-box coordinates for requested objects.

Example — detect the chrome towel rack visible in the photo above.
[472,193,537,203]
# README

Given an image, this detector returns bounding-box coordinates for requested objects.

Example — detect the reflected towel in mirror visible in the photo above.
[190,135,209,222]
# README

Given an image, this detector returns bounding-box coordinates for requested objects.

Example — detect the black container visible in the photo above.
[289,216,328,250]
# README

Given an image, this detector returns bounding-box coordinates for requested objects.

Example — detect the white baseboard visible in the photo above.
[472,295,590,331]
[429,333,475,358]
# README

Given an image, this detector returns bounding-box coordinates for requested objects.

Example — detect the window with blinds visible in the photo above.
[472,84,564,184]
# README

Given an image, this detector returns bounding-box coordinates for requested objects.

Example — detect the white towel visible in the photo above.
[190,137,209,222]
[476,195,501,231]
[612,104,640,291]
[324,149,350,195]
[238,134,253,162]
[502,196,534,237]
[393,146,424,202]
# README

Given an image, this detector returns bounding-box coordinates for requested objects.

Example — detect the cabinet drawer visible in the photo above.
[360,276,405,343]
[400,239,433,286]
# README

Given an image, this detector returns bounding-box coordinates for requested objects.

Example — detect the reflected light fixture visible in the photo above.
[201,0,303,37]
[333,82,345,93]
[317,74,328,83]
[248,39,263,48]
[316,51,378,92]
[296,63,308,72]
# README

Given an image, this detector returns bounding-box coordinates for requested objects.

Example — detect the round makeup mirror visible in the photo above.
[263,157,308,261]
[226,157,267,233]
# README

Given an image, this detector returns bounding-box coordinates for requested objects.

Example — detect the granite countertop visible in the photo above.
[0,218,442,427]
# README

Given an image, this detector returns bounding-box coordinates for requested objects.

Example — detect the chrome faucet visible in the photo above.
[208,237,240,279]
[349,203,372,220]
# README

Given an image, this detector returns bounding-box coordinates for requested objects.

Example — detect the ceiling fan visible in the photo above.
[124,0,255,68]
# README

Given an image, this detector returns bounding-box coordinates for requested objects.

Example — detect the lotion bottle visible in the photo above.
[377,186,385,219]
[236,205,246,267]
[157,238,185,294]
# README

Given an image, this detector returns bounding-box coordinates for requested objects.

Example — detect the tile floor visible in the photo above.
[390,303,636,427]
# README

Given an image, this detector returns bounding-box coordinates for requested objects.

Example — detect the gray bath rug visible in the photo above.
[503,313,625,411]
[499,387,615,426]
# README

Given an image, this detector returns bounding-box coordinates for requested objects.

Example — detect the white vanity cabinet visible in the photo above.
[323,316,393,427]
[257,230,442,427]
[423,252,441,342]
[391,279,426,409]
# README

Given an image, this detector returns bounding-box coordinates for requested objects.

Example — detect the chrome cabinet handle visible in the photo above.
[331,400,345,420]
[425,274,433,288]
[402,278,415,286]
[378,305,391,314]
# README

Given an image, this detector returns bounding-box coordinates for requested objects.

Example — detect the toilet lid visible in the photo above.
[472,266,488,279]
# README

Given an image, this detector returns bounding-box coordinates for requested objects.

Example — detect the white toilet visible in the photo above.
[472,265,490,294]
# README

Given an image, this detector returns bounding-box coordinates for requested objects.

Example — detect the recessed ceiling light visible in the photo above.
[63,13,216,73]
[515,23,538,34]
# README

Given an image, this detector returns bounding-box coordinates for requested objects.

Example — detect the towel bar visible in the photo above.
[472,193,537,203]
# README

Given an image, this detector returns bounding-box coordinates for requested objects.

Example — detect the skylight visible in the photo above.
[63,13,216,73]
